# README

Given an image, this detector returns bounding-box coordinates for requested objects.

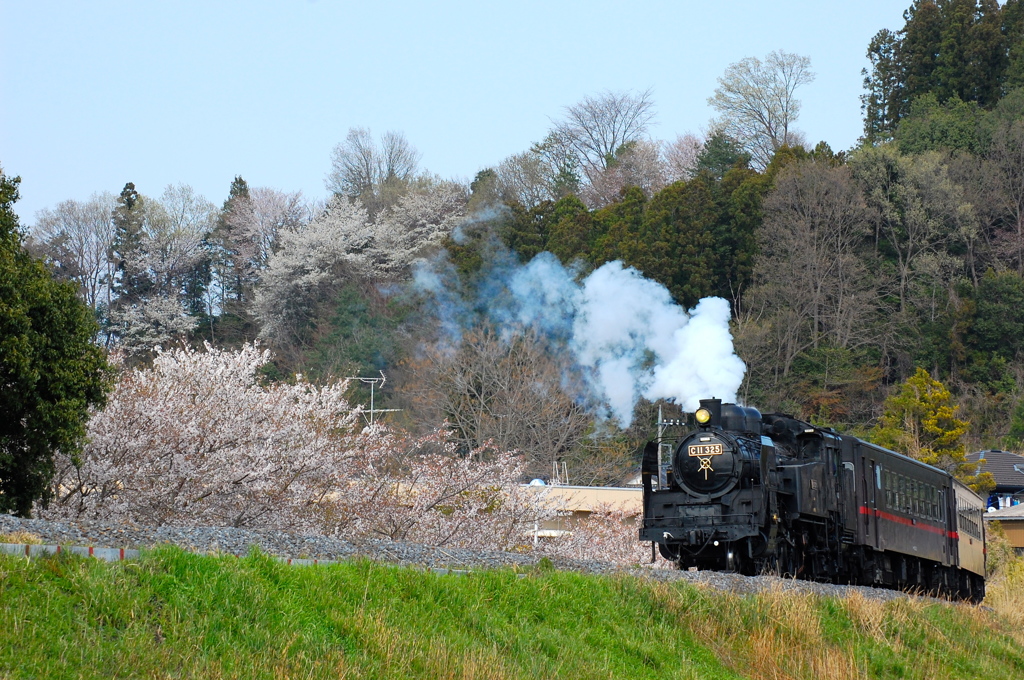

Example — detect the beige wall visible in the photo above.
[525,485,642,514]
[1000,520,1024,550]
[523,485,642,535]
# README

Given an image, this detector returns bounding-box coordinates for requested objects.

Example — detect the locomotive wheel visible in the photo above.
[777,543,794,578]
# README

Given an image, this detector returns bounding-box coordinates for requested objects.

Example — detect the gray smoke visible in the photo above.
[415,250,747,427]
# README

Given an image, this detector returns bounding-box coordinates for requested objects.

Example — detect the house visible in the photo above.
[966,450,1024,508]
[983,504,1024,554]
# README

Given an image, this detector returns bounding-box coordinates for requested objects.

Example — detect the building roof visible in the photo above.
[985,504,1024,520]
[967,450,1024,492]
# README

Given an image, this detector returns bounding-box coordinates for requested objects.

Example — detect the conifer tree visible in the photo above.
[109,182,150,307]
[871,367,994,493]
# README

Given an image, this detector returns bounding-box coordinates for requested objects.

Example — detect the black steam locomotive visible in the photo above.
[640,399,986,601]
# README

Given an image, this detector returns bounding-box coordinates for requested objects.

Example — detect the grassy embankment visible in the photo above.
[1,543,1023,679]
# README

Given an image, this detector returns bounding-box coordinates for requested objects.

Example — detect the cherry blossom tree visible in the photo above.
[329,428,543,550]
[42,344,544,552]
[42,343,652,562]
[538,505,655,566]
[663,133,704,183]
[45,343,361,527]
[254,183,466,344]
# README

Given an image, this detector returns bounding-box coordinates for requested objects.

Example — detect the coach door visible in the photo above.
[864,456,880,549]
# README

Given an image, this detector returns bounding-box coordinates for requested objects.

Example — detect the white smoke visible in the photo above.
[416,250,747,427]
[506,255,746,425]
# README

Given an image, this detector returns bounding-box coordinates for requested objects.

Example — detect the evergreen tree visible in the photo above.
[871,367,993,492]
[545,195,594,265]
[900,1,945,109]
[1003,0,1024,90]
[711,165,768,306]
[863,0,1013,139]
[968,269,1024,360]
[640,177,718,308]
[212,175,250,306]
[109,182,150,307]
[591,186,646,265]
[863,29,904,141]
[500,200,554,262]
[894,93,988,153]
[694,132,750,180]
[0,166,110,516]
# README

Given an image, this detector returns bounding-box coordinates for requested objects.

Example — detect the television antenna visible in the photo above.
[345,371,401,425]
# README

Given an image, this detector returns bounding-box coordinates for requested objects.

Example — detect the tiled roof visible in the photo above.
[967,450,1024,490]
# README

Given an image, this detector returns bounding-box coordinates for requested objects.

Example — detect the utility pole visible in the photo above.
[656,405,684,489]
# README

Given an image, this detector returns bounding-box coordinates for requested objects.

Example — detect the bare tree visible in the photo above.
[379,130,421,183]
[224,187,308,274]
[326,127,421,216]
[144,184,216,298]
[755,161,876,367]
[402,326,599,481]
[709,50,815,169]
[736,160,883,416]
[495,151,558,207]
[31,193,118,310]
[552,89,656,187]
[985,120,1024,275]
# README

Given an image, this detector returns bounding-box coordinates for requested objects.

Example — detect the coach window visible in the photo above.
[884,470,892,507]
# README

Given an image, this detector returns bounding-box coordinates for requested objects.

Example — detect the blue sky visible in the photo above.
[1,1,909,223]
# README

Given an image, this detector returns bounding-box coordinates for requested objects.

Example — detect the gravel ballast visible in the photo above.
[0,513,920,602]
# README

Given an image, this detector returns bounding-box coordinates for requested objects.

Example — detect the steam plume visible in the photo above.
[416,250,747,426]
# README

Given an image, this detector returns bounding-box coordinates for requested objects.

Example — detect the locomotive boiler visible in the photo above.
[640,398,987,601]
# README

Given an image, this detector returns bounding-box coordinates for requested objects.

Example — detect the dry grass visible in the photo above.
[646,574,1024,680]
[0,531,43,545]
[983,556,1024,648]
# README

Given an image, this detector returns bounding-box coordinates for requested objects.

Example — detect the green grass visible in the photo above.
[0,547,1022,679]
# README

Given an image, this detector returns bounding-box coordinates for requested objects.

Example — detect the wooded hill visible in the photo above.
[17,0,1024,490]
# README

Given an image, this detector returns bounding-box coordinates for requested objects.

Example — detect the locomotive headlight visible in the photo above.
[695,408,712,425]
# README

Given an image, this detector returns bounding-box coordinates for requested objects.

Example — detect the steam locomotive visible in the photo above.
[640,398,986,601]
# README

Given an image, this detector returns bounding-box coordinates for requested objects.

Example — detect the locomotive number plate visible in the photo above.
[688,444,724,457]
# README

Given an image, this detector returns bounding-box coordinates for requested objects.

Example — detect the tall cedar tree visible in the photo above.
[0,167,109,516]
[863,0,1010,140]
[109,182,150,308]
